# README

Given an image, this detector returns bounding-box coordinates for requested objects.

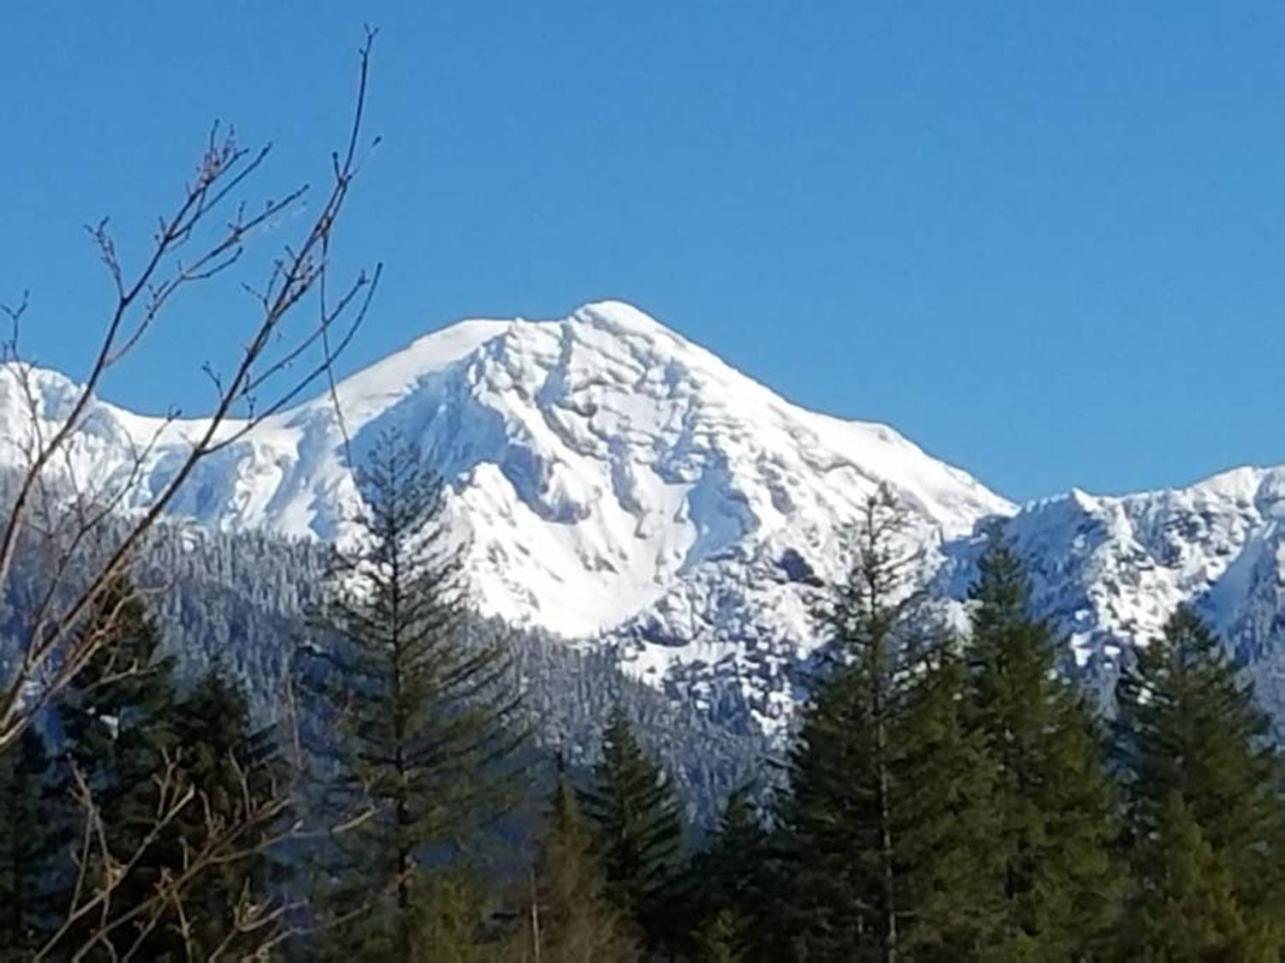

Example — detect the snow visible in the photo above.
[956,466,1285,736]
[5,300,1285,736]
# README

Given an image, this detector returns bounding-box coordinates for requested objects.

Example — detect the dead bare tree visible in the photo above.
[0,28,381,754]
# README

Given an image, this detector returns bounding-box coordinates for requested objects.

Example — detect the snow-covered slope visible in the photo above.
[941,468,1285,735]
[4,300,1284,734]
[0,301,1009,729]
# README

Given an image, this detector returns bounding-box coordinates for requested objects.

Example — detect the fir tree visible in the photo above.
[146,665,290,958]
[409,870,510,963]
[48,578,182,957]
[47,584,288,959]
[300,429,522,961]
[578,706,686,953]
[692,909,744,963]
[891,640,1003,959]
[0,727,58,953]
[965,539,1119,959]
[687,788,768,961]
[1114,604,1285,957]
[775,491,1000,962]
[1121,792,1273,961]
[525,758,640,962]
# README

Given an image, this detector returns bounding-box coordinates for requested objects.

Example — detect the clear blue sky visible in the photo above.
[3,3,1284,502]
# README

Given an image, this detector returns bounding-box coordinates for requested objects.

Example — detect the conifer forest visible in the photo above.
[3,17,1285,963]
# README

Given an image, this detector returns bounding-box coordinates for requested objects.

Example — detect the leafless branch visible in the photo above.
[0,28,381,751]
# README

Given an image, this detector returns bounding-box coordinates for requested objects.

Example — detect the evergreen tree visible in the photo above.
[48,578,182,957]
[1121,792,1273,961]
[47,584,289,959]
[0,727,58,954]
[891,640,1003,959]
[299,429,522,961]
[692,909,744,963]
[145,666,290,959]
[578,706,686,953]
[525,758,640,962]
[965,539,1119,959]
[409,870,512,963]
[687,788,768,961]
[1114,604,1285,957]
[775,491,1000,962]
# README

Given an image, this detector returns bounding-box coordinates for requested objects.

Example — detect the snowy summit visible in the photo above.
[2,301,1283,734]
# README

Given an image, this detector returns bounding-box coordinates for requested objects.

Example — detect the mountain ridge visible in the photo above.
[2,300,1282,734]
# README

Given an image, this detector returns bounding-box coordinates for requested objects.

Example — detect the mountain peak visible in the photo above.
[570,299,684,339]
[5,303,1285,736]
[0,302,1010,645]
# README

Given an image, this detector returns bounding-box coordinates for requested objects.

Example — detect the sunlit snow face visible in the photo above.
[7,303,1283,740]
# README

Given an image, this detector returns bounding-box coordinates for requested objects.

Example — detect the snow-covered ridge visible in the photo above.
[957,466,1285,730]
[0,301,1009,637]
[3,301,1283,734]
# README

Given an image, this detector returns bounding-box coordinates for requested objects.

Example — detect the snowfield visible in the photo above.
[3,301,1282,735]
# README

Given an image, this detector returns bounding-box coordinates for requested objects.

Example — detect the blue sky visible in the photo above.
[3,3,1285,502]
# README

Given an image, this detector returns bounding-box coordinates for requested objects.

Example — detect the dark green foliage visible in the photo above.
[9,475,1285,961]
[299,430,523,960]
[687,788,769,961]
[4,501,771,830]
[775,492,1000,961]
[48,580,182,957]
[965,540,1119,959]
[153,666,290,958]
[1114,605,1285,957]
[0,727,58,954]
[692,908,744,963]
[503,625,770,828]
[523,759,640,962]
[890,642,1003,959]
[57,581,180,806]
[45,582,289,960]
[776,657,883,959]
[1122,792,1277,961]
[578,706,686,952]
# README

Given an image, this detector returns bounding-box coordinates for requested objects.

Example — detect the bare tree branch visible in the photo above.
[0,27,381,751]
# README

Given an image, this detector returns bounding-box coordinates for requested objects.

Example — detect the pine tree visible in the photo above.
[409,870,510,963]
[892,640,1003,959]
[1121,792,1272,961]
[965,539,1119,959]
[775,491,1000,962]
[0,727,58,953]
[144,666,290,958]
[687,788,768,961]
[47,583,289,959]
[1114,604,1285,957]
[692,909,743,963]
[578,706,686,953]
[48,578,182,957]
[56,579,179,807]
[300,429,522,961]
[525,758,640,962]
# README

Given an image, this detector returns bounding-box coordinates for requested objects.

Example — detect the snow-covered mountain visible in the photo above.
[942,469,1285,735]
[2,301,1283,734]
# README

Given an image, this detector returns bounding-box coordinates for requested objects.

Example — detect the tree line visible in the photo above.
[1,448,1283,960]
